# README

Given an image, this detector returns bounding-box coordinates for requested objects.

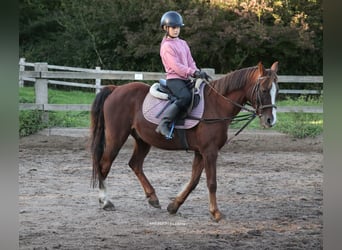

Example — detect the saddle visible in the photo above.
[142,79,206,149]
[142,79,205,130]
[149,79,202,111]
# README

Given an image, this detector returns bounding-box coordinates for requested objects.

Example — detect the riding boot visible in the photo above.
[155,102,180,137]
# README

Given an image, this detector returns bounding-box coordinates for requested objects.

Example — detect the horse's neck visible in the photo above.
[227,89,247,104]
[211,76,252,114]
[207,85,246,117]
[226,90,248,116]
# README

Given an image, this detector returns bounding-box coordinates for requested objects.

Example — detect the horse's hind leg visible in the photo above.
[98,146,119,211]
[98,132,130,211]
[129,134,160,208]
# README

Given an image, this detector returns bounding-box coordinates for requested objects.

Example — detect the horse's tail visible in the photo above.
[90,85,117,188]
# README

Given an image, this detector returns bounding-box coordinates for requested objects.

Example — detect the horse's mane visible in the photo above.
[210,66,258,95]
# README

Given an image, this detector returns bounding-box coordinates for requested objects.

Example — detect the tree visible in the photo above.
[19,0,322,75]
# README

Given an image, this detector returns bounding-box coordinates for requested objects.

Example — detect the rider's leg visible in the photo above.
[166,79,192,109]
[155,102,180,137]
[155,79,191,137]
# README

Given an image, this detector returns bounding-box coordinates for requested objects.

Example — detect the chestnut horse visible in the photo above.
[90,61,279,221]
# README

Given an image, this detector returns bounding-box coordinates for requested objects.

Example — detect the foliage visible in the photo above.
[230,111,322,138]
[19,87,93,136]
[18,0,323,138]
[229,96,323,138]
[276,112,323,138]
[19,109,91,137]
[19,110,45,137]
[19,85,35,103]
[275,96,323,137]
[48,111,90,128]
[19,0,322,75]
[278,95,323,106]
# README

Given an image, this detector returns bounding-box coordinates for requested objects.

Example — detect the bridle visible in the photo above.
[191,74,278,143]
[250,75,278,116]
[204,74,278,116]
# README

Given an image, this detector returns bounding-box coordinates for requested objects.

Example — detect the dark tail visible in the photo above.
[90,85,117,188]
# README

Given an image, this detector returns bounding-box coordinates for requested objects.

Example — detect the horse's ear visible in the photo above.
[257,61,265,76]
[271,61,278,73]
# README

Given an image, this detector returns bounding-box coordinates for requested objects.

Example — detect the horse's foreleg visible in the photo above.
[167,151,204,214]
[204,152,223,222]
[129,137,160,208]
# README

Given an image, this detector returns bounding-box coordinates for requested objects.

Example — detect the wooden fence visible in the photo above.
[19,58,323,116]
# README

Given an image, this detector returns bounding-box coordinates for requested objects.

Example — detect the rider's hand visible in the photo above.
[193,70,212,82]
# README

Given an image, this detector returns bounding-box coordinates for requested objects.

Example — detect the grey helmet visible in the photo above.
[160,11,184,28]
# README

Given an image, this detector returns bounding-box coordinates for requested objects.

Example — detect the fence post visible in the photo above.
[95,66,101,94]
[35,62,49,123]
[19,58,26,87]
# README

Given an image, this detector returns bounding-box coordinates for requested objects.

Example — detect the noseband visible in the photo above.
[251,76,277,116]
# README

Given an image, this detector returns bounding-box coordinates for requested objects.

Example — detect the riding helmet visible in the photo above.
[160,11,185,28]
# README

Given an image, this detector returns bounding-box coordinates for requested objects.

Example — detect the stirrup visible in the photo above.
[165,122,175,140]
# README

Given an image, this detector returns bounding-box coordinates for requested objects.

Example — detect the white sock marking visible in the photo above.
[99,180,108,203]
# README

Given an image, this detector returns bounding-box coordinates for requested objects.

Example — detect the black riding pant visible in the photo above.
[166,79,192,112]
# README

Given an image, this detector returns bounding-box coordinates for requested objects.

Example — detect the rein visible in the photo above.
[187,77,275,143]
[186,82,258,143]
[187,110,257,144]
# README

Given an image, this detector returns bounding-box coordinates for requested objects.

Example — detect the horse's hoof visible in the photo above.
[148,199,161,209]
[210,211,224,222]
[167,202,178,214]
[103,200,115,211]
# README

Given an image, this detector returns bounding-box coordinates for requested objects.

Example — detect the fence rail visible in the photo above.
[19,58,323,115]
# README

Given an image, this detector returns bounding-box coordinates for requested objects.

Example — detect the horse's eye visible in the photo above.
[260,87,268,93]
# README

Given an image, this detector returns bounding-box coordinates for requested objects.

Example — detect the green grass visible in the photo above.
[19,87,93,136]
[230,112,322,138]
[275,113,322,138]
[19,87,323,138]
[230,96,323,138]
[19,86,94,104]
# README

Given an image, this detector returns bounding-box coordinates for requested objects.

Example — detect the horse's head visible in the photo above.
[249,61,279,128]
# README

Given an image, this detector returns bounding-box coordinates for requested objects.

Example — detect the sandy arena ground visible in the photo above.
[19,128,323,249]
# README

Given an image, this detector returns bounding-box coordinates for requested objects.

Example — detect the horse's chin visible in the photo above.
[260,120,273,129]
[262,124,272,129]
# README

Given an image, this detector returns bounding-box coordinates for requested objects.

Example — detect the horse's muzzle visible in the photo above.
[260,113,276,128]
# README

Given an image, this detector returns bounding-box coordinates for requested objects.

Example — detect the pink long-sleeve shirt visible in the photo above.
[160,36,198,80]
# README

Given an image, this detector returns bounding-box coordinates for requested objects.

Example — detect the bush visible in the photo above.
[276,112,323,138]
[48,111,90,127]
[19,110,45,137]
